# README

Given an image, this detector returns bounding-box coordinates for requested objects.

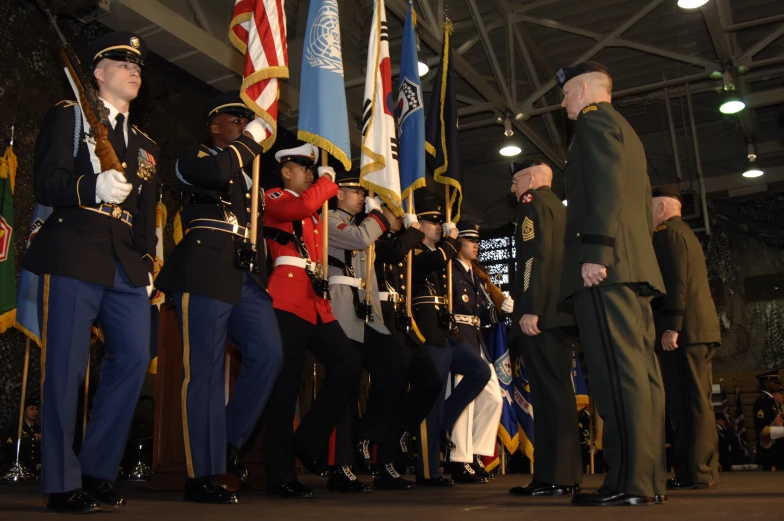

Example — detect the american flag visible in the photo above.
[229,0,289,152]
[734,386,751,460]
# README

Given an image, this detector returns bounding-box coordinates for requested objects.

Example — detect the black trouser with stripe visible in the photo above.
[658,343,719,484]
[572,284,666,498]
[519,327,583,486]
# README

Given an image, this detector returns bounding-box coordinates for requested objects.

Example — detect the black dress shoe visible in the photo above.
[184,476,239,504]
[47,489,100,514]
[571,486,654,506]
[666,478,717,490]
[415,476,454,487]
[82,476,125,508]
[296,449,328,477]
[655,494,668,504]
[266,481,314,499]
[226,444,248,483]
[510,480,578,496]
[471,455,494,479]
[373,463,415,490]
[452,463,489,484]
[327,466,374,493]
[355,438,374,474]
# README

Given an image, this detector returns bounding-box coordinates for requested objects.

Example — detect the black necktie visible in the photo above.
[110,113,127,159]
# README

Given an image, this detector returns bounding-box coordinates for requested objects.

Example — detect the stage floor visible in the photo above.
[1,472,782,520]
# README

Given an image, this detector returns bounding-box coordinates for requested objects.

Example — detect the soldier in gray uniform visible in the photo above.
[651,186,721,490]
[327,172,414,491]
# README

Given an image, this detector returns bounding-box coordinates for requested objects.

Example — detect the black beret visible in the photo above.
[652,186,683,203]
[510,160,548,177]
[555,61,611,88]
[204,90,254,125]
[84,31,147,70]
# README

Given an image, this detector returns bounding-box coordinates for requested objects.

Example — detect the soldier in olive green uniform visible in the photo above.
[507,160,582,497]
[651,186,721,490]
[556,62,667,507]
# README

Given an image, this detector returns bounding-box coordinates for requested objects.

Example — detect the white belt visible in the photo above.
[454,314,481,328]
[274,256,318,273]
[329,275,366,289]
[378,291,403,303]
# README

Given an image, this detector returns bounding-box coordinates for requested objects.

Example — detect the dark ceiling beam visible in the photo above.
[737,24,784,66]
[464,0,514,107]
[724,14,784,32]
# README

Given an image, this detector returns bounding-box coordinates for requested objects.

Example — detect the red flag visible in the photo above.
[230,0,289,151]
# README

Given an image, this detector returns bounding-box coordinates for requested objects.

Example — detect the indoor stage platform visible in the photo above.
[1,472,782,520]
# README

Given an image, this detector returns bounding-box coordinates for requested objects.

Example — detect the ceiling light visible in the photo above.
[742,145,763,177]
[503,117,514,137]
[719,78,745,114]
[417,61,429,77]
[677,0,710,8]
[500,145,521,157]
[562,199,568,206]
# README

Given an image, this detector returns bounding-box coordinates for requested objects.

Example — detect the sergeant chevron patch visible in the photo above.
[522,217,535,241]
[524,258,533,292]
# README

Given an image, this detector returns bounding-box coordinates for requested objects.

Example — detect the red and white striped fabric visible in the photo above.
[229,0,289,152]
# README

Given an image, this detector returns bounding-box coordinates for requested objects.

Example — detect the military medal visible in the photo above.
[462,294,470,303]
[137,148,156,182]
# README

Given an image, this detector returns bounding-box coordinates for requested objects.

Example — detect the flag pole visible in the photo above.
[320,150,329,299]
[589,397,596,474]
[248,154,262,271]
[444,185,453,313]
[365,190,375,323]
[2,338,36,481]
[406,194,414,317]
[82,358,90,443]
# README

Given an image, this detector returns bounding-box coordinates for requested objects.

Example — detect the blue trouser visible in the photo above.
[39,263,150,494]
[416,338,490,479]
[173,274,283,478]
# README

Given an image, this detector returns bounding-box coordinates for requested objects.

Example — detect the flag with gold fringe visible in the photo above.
[424,19,461,221]
[490,323,519,454]
[359,0,402,214]
[297,0,351,169]
[397,1,426,207]
[14,204,52,346]
[229,0,289,152]
[0,142,17,333]
[147,199,167,375]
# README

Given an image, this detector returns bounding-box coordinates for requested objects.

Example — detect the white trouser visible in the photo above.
[446,356,504,462]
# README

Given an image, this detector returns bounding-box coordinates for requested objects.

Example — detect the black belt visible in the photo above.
[79,204,132,225]
[186,218,248,239]
[412,296,447,306]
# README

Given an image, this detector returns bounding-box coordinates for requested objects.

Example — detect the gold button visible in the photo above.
[399,274,404,279]
[121,161,127,168]
[401,285,405,290]
[314,229,318,234]
[196,240,201,244]
[576,232,580,237]
[361,258,365,262]
[443,274,447,279]
[58,218,63,222]
[246,208,251,212]
[246,193,250,199]
[229,180,234,184]
[288,272,293,278]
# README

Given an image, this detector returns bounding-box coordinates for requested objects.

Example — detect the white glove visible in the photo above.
[402,213,418,228]
[243,117,269,143]
[442,222,457,237]
[95,169,132,204]
[771,426,784,440]
[365,196,382,214]
[146,272,154,298]
[317,166,335,181]
[501,297,514,314]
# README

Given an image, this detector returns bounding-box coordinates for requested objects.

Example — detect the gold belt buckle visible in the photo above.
[110,205,123,219]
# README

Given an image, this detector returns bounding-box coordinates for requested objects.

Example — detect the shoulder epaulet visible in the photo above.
[132,124,157,145]
[414,247,423,256]
[267,188,284,200]
[55,100,78,108]
[654,224,666,232]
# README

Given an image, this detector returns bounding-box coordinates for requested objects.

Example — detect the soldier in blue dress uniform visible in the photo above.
[155,91,283,503]
[22,31,158,514]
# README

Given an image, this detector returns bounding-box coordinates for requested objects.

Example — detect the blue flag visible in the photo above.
[396,2,425,207]
[297,0,351,170]
[572,348,590,411]
[14,203,53,346]
[490,323,519,454]
[513,346,535,461]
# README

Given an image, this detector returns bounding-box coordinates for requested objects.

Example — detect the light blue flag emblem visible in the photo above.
[297,0,351,170]
[490,323,519,454]
[513,348,535,461]
[397,2,425,206]
[14,203,53,346]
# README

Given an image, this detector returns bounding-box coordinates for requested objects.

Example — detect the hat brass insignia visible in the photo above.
[130,37,140,49]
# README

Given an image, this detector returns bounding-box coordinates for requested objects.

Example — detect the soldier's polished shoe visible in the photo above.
[226,444,248,483]
[184,476,240,504]
[355,438,374,474]
[571,486,654,506]
[82,476,125,508]
[452,463,489,484]
[655,494,668,504]
[471,455,494,480]
[266,481,314,499]
[373,463,415,490]
[46,489,100,514]
[327,466,374,493]
[666,478,717,490]
[509,480,579,496]
[415,476,454,487]
[295,449,328,477]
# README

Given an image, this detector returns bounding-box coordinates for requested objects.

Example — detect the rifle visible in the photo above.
[35,0,126,177]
